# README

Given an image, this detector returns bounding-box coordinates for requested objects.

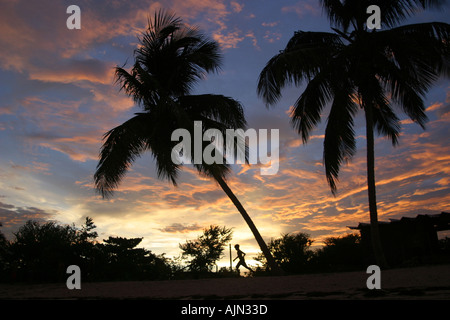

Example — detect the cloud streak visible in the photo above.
[160,223,204,233]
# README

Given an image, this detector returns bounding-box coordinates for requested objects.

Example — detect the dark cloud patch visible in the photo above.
[0,200,57,239]
[163,194,198,207]
[159,223,203,233]
[0,202,15,210]
[192,190,225,203]
[29,58,113,84]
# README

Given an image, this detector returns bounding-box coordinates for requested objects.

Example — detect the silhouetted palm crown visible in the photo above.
[95,12,246,197]
[258,0,449,193]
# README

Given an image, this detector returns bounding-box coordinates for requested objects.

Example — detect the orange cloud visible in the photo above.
[427,102,444,112]
[213,30,245,49]
[28,59,115,85]
[263,30,282,43]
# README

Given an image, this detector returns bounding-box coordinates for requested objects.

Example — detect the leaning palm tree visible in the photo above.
[258,0,449,268]
[94,11,282,274]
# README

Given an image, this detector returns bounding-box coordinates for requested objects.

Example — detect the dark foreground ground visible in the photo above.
[1,264,449,300]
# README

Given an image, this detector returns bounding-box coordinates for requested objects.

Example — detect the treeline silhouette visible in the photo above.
[1,219,450,283]
[255,233,366,274]
[0,218,171,283]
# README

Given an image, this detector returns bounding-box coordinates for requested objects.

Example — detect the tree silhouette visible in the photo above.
[10,220,78,281]
[0,222,6,247]
[179,225,232,273]
[256,233,314,273]
[315,233,364,271]
[94,10,281,274]
[258,0,449,268]
[78,216,98,242]
[0,223,10,281]
[100,236,169,280]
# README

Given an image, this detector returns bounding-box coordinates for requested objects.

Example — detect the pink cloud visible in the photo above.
[262,21,279,27]
[231,1,244,13]
[263,30,282,43]
[281,0,320,17]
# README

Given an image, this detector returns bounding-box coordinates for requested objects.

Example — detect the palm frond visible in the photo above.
[321,0,446,32]
[290,72,333,143]
[372,95,401,146]
[115,65,160,109]
[378,22,450,81]
[378,0,446,28]
[95,114,154,198]
[320,0,358,32]
[257,31,342,106]
[177,94,249,168]
[323,84,358,194]
[372,22,450,128]
[178,94,246,129]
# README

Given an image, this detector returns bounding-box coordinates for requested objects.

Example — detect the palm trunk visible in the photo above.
[214,175,284,275]
[365,104,389,269]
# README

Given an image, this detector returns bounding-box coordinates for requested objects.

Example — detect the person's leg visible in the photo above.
[243,262,252,272]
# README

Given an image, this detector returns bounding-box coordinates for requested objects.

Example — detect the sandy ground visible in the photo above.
[1,264,449,300]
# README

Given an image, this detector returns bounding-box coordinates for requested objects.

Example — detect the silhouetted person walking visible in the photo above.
[233,244,252,273]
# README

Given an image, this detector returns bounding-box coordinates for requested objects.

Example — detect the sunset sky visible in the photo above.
[0,0,449,268]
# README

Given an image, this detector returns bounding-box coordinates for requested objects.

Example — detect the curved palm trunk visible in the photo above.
[214,175,284,275]
[365,105,389,269]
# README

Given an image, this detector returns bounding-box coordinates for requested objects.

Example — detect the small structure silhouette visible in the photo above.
[233,244,252,273]
[349,212,450,266]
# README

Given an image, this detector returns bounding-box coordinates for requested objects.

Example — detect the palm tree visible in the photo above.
[94,10,282,274]
[258,0,449,268]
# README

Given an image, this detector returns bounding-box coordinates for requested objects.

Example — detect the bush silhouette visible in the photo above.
[314,234,364,272]
[256,233,314,274]
[179,225,233,274]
